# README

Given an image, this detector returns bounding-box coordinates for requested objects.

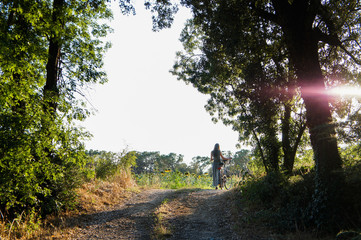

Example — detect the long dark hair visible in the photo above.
[213,143,220,157]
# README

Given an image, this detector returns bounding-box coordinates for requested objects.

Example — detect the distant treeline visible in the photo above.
[86,149,252,177]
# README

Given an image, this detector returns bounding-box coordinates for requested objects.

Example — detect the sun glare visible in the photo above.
[327,86,361,97]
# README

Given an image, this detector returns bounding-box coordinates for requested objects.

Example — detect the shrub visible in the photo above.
[93,150,137,180]
[95,156,118,180]
[0,121,89,219]
[239,171,315,231]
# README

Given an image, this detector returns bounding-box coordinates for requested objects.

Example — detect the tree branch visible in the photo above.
[339,44,361,65]
[314,27,342,46]
[250,2,280,25]
[291,122,307,158]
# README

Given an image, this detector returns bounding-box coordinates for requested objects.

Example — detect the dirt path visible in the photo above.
[69,188,246,240]
[161,189,238,240]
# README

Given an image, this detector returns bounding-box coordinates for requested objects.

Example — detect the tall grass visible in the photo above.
[0,209,46,240]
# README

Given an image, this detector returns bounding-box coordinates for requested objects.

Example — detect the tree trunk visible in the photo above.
[285,25,344,229]
[281,102,292,174]
[252,129,269,173]
[43,0,64,116]
[267,128,280,173]
[281,101,306,175]
[272,0,343,179]
[43,39,61,115]
[290,35,342,180]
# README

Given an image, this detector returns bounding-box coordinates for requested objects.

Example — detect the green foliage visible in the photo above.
[134,151,187,174]
[240,172,289,208]
[246,156,266,177]
[120,151,137,171]
[189,156,210,174]
[94,152,119,180]
[0,118,89,217]
[88,150,138,180]
[144,0,179,31]
[171,10,308,174]
[240,171,315,231]
[341,163,361,230]
[341,145,361,167]
[0,0,115,219]
[294,149,314,169]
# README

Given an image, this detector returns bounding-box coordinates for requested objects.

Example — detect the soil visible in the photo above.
[67,188,269,240]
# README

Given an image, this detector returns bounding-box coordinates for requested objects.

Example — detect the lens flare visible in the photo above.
[327,86,361,97]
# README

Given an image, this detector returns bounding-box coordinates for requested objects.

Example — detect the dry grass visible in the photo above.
[0,171,138,240]
[77,171,137,212]
[0,210,42,240]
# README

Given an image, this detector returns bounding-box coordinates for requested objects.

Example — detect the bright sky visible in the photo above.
[80,3,239,163]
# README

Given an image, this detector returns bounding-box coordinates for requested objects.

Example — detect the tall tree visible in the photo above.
[177,0,345,180]
[172,19,307,174]
[0,0,128,217]
[43,0,63,117]
[134,151,160,174]
[147,0,361,228]
[226,150,252,176]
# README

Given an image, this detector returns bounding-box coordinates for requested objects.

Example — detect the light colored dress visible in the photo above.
[212,150,222,187]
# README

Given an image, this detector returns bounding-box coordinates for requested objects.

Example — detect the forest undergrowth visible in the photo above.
[235,163,361,240]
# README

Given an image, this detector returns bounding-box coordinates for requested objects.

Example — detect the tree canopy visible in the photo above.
[147,0,361,229]
[0,0,133,217]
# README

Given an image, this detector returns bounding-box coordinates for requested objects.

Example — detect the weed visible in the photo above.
[0,209,42,240]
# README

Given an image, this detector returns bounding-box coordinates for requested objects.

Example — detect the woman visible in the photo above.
[211,143,231,189]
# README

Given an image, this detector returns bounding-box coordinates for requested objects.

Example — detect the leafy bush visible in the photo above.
[95,153,119,180]
[240,172,288,208]
[0,118,89,218]
[92,150,137,180]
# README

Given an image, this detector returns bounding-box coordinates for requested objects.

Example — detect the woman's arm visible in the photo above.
[220,152,231,161]
[210,152,213,163]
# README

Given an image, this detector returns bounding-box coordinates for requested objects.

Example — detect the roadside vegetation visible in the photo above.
[0,148,137,239]
[0,147,242,239]
[235,146,361,239]
[2,144,360,239]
